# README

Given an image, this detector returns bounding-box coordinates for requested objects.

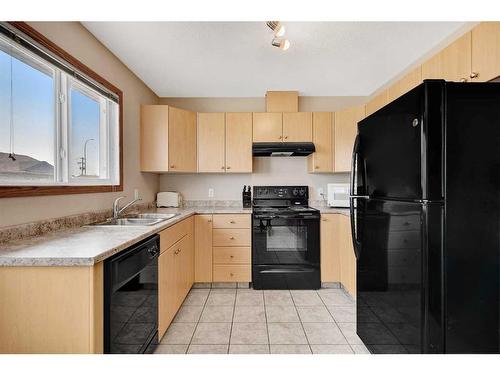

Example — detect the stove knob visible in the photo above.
[292,189,298,196]
[299,188,306,196]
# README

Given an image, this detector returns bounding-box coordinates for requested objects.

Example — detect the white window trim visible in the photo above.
[0,34,120,187]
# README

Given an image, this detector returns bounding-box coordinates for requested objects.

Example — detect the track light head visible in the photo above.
[266,21,286,37]
[271,38,290,51]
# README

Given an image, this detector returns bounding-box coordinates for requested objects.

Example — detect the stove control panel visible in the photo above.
[253,186,309,199]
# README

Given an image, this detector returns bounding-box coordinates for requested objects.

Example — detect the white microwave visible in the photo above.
[327,183,350,208]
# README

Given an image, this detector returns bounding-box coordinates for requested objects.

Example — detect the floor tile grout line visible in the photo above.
[321,289,357,353]
[227,288,238,353]
[262,290,272,353]
[290,290,313,354]
[186,288,210,354]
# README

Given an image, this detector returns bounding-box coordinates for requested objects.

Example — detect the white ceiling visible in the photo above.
[83,22,470,97]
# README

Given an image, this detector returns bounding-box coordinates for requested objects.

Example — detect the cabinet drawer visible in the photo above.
[213,264,251,282]
[213,247,251,264]
[212,214,251,229]
[213,229,251,246]
[160,216,193,253]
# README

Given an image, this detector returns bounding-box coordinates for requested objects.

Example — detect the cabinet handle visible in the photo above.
[284,136,288,139]
[278,136,282,140]
[226,166,231,170]
[170,165,175,169]
[230,220,236,224]
[322,219,327,222]
[230,236,235,240]
[459,78,467,83]
[230,273,234,277]
[470,72,479,79]
[208,219,212,223]
[315,165,319,169]
[221,166,225,170]
[230,255,234,258]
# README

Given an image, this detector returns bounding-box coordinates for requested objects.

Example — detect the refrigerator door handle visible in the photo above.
[349,196,363,259]
[349,135,360,196]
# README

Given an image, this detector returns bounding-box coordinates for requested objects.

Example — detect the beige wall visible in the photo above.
[0,22,160,228]
[159,96,364,201]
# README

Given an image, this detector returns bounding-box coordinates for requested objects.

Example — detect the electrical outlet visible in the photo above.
[134,189,139,200]
[208,188,214,198]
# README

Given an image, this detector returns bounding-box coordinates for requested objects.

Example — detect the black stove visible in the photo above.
[251,186,321,290]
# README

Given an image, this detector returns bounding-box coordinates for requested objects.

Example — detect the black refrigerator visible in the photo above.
[351,80,500,354]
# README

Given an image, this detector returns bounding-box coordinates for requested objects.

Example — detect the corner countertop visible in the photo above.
[0,205,348,267]
[0,207,251,267]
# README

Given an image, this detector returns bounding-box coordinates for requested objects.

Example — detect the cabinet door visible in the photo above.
[339,215,356,297]
[422,32,471,82]
[282,112,312,142]
[320,214,340,282]
[226,113,253,173]
[471,22,500,82]
[365,90,388,116]
[195,215,213,282]
[252,112,283,142]
[158,248,177,339]
[140,105,169,172]
[387,66,422,102]
[197,113,225,173]
[334,105,365,172]
[308,112,333,173]
[168,106,197,172]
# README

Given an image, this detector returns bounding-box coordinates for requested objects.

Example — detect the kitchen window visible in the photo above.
[0,22,122,197]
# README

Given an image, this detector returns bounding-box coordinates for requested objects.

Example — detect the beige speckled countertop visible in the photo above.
[0,207,251,267]
[0,205,348,267]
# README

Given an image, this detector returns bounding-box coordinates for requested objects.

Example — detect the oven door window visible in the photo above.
[253,217,319,266]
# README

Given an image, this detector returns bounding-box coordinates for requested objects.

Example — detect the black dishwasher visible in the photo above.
[104,234,159,354]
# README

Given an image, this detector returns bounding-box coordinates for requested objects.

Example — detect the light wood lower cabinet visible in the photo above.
[308,112,333,173]
[210,214,251,283]
[194,214,213,282]
[158,217,194,339]
[0,264,103,354]
[320,213,356,297]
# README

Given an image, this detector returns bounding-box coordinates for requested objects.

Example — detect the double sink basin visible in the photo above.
[93,213,179,226]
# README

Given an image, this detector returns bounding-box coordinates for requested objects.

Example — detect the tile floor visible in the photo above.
[154,288,370,354]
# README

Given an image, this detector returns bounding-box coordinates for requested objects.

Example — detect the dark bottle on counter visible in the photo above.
[242,185,252,208]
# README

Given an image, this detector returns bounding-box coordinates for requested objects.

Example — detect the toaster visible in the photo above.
[157,192,183,208]
[327,183,350,208]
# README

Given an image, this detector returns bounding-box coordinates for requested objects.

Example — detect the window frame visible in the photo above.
[0,22,123,198]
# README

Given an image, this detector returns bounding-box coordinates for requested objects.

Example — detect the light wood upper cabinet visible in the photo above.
[253,112,283,142]
[282,112,313,142]
[197,113,225,173]
[226,112,253,173]
[365,90,388,117]
[320,214,341,282]
[266,91,298,112]
[140,105,169,172]
[194,215,213,283]
[308,112,333,173]
[471,22,500,82]
[387,66,422,102]
[168,106,197,172]
[334,105,364,172]
[422,32,472,82]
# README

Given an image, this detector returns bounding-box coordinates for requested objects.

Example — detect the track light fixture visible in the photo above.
[271,38,290,51]
[266,21,286,37]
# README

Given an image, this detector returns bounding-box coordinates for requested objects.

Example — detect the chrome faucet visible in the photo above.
[112,196,143,219]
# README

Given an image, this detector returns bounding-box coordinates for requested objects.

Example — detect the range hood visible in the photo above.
[252,142,316,157]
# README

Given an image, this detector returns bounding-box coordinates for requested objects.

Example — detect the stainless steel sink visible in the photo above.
[92,213,179,226]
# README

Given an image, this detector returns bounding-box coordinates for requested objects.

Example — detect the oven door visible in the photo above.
[252,214,321,290]
[252,215,320,266]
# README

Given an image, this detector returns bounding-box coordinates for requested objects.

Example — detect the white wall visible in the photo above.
[160,157,349,201]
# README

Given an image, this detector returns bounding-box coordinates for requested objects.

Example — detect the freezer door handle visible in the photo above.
[350,135,360,196]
